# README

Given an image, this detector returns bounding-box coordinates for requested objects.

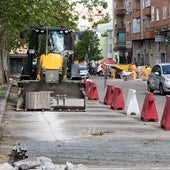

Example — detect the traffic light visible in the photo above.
[165,37,170,46]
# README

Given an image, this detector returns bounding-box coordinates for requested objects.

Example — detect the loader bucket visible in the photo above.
[17,80,86,111]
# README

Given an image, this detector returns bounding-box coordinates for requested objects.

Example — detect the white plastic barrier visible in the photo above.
[125,89,140,116]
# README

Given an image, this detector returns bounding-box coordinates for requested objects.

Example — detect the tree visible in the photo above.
[0,0,77,51]
[0,26,6,83]
[92,13,111,29]
[0,0,108,83]
[74,30,102,62]
[0,0,108,51]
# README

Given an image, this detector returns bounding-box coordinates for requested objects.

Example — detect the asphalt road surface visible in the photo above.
[1,76,170,170]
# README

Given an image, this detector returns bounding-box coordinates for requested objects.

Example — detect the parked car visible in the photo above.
[147,63,170,95]
[79,65,89,79]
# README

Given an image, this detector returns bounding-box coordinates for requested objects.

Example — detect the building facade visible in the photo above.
[97,22,114,59]
[125,0,170,66]
[113,0,133,64]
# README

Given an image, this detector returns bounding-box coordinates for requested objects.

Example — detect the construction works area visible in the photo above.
[1,76,170,169]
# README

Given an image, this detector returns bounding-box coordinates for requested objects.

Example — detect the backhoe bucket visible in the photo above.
[17,80,86,111]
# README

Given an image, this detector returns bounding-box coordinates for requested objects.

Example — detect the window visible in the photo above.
[125,1,132,13]
[143,0,151,8]
[109,44,112,53]
[162,65,170,74]
[163,6,167,19]
[48,31,65,54]
[108,31,112,39]
[156,8,160,21]
[132,18,140,33]
[152,65,160,74]
[144,16,151,31]
[118,33,126,45]
[151,6,155,22]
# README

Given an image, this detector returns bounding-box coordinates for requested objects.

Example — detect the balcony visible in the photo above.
[151,18,170,31]
[143,31,156,39]
[115,41,126,50]
[132,9,140,18]
[115,8,126,15]
[131,33,141,40]
[116,27,126,33]
[144,6,151,16]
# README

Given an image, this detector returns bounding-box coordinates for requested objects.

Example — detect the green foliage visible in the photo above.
[74,0,107,10]
[74,30,102,62]
[75,0,108,27]
[0,0,77,51]
[0,0,108,52]
[92,13,111,29]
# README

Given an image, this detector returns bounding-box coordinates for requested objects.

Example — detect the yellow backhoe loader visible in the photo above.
[17,26,85,111]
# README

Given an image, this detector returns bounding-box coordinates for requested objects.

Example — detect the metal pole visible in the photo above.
[104,65,108,89]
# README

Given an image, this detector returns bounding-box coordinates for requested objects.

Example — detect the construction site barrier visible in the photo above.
[141,92,158,122]
[104,84,115,105]
[161,95,170,130]
[111,86,125,110]
[85,79,93,97]
[125,89,140,116]
[88,82,99,100]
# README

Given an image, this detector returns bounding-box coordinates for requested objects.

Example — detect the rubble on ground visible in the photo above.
[0,157,87,170]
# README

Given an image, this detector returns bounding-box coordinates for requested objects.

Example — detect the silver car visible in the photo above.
[147,63,170,95]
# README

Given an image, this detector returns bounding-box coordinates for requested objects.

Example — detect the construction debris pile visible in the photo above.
[0,157,87,170]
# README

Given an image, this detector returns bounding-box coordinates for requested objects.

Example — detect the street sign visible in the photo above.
[155,35,164,42]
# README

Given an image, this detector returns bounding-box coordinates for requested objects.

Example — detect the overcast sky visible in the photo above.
[105,0,112,9]
[72,0,112,10]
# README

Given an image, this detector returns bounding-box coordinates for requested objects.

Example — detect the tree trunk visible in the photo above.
[0,25,8,84]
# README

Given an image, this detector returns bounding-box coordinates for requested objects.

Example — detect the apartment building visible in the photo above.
[113,0,132,64]
[125,0,170,66]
